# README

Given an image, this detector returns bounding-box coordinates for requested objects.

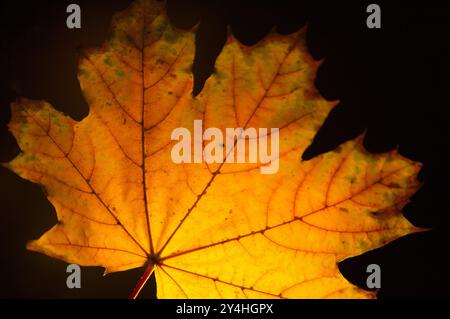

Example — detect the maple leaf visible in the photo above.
[3,0,422,298]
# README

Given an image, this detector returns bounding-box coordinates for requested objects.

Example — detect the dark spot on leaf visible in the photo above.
[370,211,383,217]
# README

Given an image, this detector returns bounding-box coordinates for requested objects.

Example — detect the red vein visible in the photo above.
[144,42,188,90]
[47,242,147,258]
[161,263,284,298]
[139,15,154,255]
[156,37,302,257]
[159,265,189,298]
[160,164,413,261]
[24,110,149,256]
[84,55,141,125]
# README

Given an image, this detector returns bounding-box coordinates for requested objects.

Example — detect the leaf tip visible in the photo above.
[411,225,430,235]
[25,240,39,252]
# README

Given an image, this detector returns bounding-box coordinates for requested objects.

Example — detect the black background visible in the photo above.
[0,0,449,299]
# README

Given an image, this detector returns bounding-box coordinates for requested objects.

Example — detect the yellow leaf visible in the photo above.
[4,0,422,298]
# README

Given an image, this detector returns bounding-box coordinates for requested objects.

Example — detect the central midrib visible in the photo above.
[140,15,155,256]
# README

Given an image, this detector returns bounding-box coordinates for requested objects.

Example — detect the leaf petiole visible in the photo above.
[130,262,155,299]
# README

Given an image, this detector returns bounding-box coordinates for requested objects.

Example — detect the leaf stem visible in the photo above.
[130,263,155,299]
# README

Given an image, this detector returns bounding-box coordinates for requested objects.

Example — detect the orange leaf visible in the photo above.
[4,0,422,298]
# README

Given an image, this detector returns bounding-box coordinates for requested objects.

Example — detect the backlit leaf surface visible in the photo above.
[4,0,422,298]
